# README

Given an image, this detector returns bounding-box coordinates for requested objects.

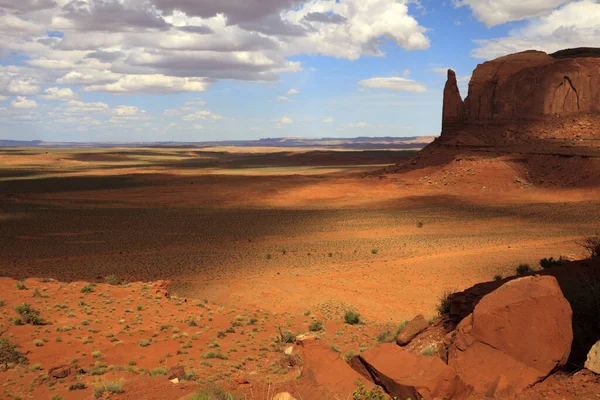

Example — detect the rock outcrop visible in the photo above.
[448,276,572,398]
[586,341,600,375]
[442,48,600,133]
[350,343,469,400]
[396,314,430,346]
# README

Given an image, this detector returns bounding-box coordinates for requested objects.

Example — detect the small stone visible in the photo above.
[284,346,294,355]
[585,340,600,374]
[272,392,297,400]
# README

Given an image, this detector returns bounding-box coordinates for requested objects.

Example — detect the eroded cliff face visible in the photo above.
[442,48,600,132]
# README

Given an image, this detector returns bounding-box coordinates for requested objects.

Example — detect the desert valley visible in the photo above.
[1,47,600,399]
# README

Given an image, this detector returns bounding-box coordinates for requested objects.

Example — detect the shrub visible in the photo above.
[539,257,567,269]
[150,366,168,376]
[139,339,151,347]
[276,327,296,344]
[416,221,424,228]
[516,263,531,275]
[92,351,102,359]
[202,351,228,360]
[80,284,94,294]
[371,249,378,255]
[33,339,43,347]
[308,321,323,332]
[0,338,28,370]
[15,281,27,290]
[352,381,389,400]
[579,236,600,257]
[94,380,124,398]
[0,299,4,307]
[344,310,360,325]
[68,382,86,391]
[436,291,452,315]
[493,274,503,281]
[189,384,242,400]
[15,303,44,325]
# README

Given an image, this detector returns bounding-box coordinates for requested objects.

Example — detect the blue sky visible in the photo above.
[1,0,598,142]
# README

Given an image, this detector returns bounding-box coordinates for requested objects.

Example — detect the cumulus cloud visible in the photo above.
[286,88,300,95]
[471,0,600,59]
[358,77,427,93]
[454,0,570,27]
[0,0,431,97]
[347,122,370,128]
[323,117,334,123]
[276,96,293,103]
[280,116,293,124]
[11,96,37,109]
[39,87,77,101]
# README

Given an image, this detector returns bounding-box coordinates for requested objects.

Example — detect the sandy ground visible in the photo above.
[1,147,599,399]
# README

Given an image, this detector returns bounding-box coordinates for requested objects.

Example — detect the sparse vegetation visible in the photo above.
[80,284,95,294]
[436,291,452,315]
[15,281,27,290]
[539,256,567,269]
[0,337,28,370]
[344,310,361,325]
[516,263,531,275]
[416,221,424,228]
[189,384,242,400]
[94,380,124,398]
[202,351,228,360]
[14,303,44,325]
[352,381,395,400]
[308,320,324,332]
[69,382,86,391]
[371,249,378,255]
[579,236,600,257]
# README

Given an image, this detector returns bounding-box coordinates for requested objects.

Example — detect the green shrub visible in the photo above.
[436,291,452,315]
[139,339,151,347]
[308,321,323,332]
[15,303,44,325]
[516,263,531,275]
[150,366,168,376]
[80,284,94,294]
[352,381,391,400]
[94,380,124,398]
[416,221,424,228]
[202,351,227,360]
[15,281,27,290]
[493,274,503,281]
[539,257,567,269]
[344,310,360,325]
[68,382,86,391]
[189,384,242,400]
[92,351,102,359]
[371,249,378,255]
[0,338,28,370]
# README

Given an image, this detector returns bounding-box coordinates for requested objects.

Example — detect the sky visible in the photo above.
[0,0,599,142]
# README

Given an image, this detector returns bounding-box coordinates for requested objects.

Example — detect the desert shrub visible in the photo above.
[308,321,323,332]
[94,380,124,398]
[276,327,296,344]
[32,288,47,298]
[92,351,102,358]
[33,339,43,347]
[15,303,44,325]
[352,381,392,400]
[376,321,408,343]
[80,284,95,294]
[421,345,435,356]
[202,351,227,360]
[493,274,503,281]
[371,249,378,255]
[150,366,168,376]
[539,257,567,269]
[0,299,4,307]
[436,291,452,315]
[104,275,120,285]
[416,221,424,228]
[189,384,242,400]
[0,338,28,370]
[344,310,361,325]
[68,382,86,391]
[15,281,27,290]
[579,236,600,257]
[515,263,531,275]
[139,339,151,347]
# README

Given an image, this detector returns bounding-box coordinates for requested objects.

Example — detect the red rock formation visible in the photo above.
[349,343,469,400]
[442,48,600,131]
[448,276,572,398]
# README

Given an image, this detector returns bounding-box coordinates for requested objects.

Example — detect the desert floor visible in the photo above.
[1,146,600,399]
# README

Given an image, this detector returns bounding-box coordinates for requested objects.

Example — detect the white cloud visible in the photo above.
[358,77,427,93]
[286,88,300,95]
[64,100,110,113]
[83,75,212,94]
[280,116,293,124]
[39,87,77,101]
[323,117,334,123]
[11,96,37,109]
[347,122,370,128]
[471,0,600,59]
[113,106,142,116]
[454,0,570,27]
[276,96,293,103]
[0,96,7,102]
